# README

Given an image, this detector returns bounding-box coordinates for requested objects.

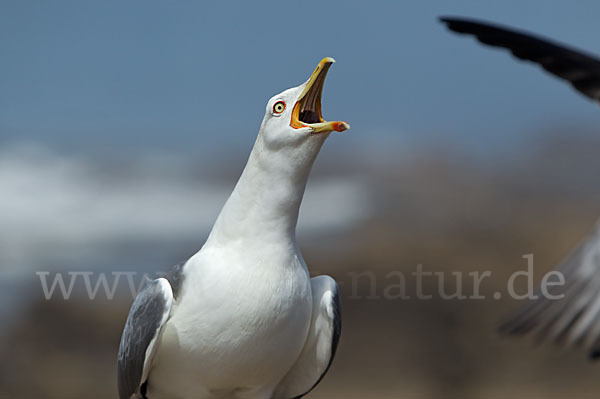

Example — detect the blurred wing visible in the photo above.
[440,16,600,102]
[274,276,342,399]
[499,220,600,358]
[117,278,173,399]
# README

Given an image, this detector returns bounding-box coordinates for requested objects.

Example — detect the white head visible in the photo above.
[256,57,350,162]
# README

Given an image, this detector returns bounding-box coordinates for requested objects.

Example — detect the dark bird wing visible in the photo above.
[441,16,600,359]
[117,278,173,399]
[499,221,600,358]
[117,262,185,398]
[440,16,600,102]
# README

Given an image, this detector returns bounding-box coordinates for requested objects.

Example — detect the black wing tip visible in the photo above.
[589,350,600,361]
[438,16,486,29]
[438,16,465,32]
[438,15,464,24]
[438,16,521,37]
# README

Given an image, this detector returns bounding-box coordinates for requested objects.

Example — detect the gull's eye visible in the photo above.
[272,101,286,115]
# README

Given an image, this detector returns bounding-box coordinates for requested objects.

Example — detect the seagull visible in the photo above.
[117,57,348,399]
[441,17,600,358]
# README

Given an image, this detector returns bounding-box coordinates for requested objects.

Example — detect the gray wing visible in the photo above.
[273,275,342,399]
[440,16,600,102]
[117,278,174,399]
[499,221,600,358]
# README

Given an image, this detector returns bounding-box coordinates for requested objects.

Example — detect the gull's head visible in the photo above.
[259,57,350,148]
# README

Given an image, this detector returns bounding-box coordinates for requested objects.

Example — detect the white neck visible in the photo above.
[205,131,327,246]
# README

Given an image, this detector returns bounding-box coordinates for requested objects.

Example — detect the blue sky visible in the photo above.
[3,0,600,155]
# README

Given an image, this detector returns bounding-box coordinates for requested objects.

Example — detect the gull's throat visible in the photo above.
[298,68,327,124]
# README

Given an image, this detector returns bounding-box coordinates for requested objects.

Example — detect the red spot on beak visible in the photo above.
[333,122,350,132]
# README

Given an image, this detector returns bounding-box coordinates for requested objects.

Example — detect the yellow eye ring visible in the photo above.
[273,101,286,115]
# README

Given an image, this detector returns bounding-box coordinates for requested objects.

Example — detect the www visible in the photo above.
[35,272,154,300]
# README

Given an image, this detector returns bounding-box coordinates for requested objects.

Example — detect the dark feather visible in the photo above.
[440,16,600,102]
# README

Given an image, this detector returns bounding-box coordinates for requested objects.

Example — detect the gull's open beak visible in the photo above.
[290,57,350,134]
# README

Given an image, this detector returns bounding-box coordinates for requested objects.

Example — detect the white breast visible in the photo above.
[147,244,313,398]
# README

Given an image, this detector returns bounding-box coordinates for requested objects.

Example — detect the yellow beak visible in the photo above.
[290,57,350,134]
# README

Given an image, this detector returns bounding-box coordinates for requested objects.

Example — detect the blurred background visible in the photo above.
[2,0,600,398]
